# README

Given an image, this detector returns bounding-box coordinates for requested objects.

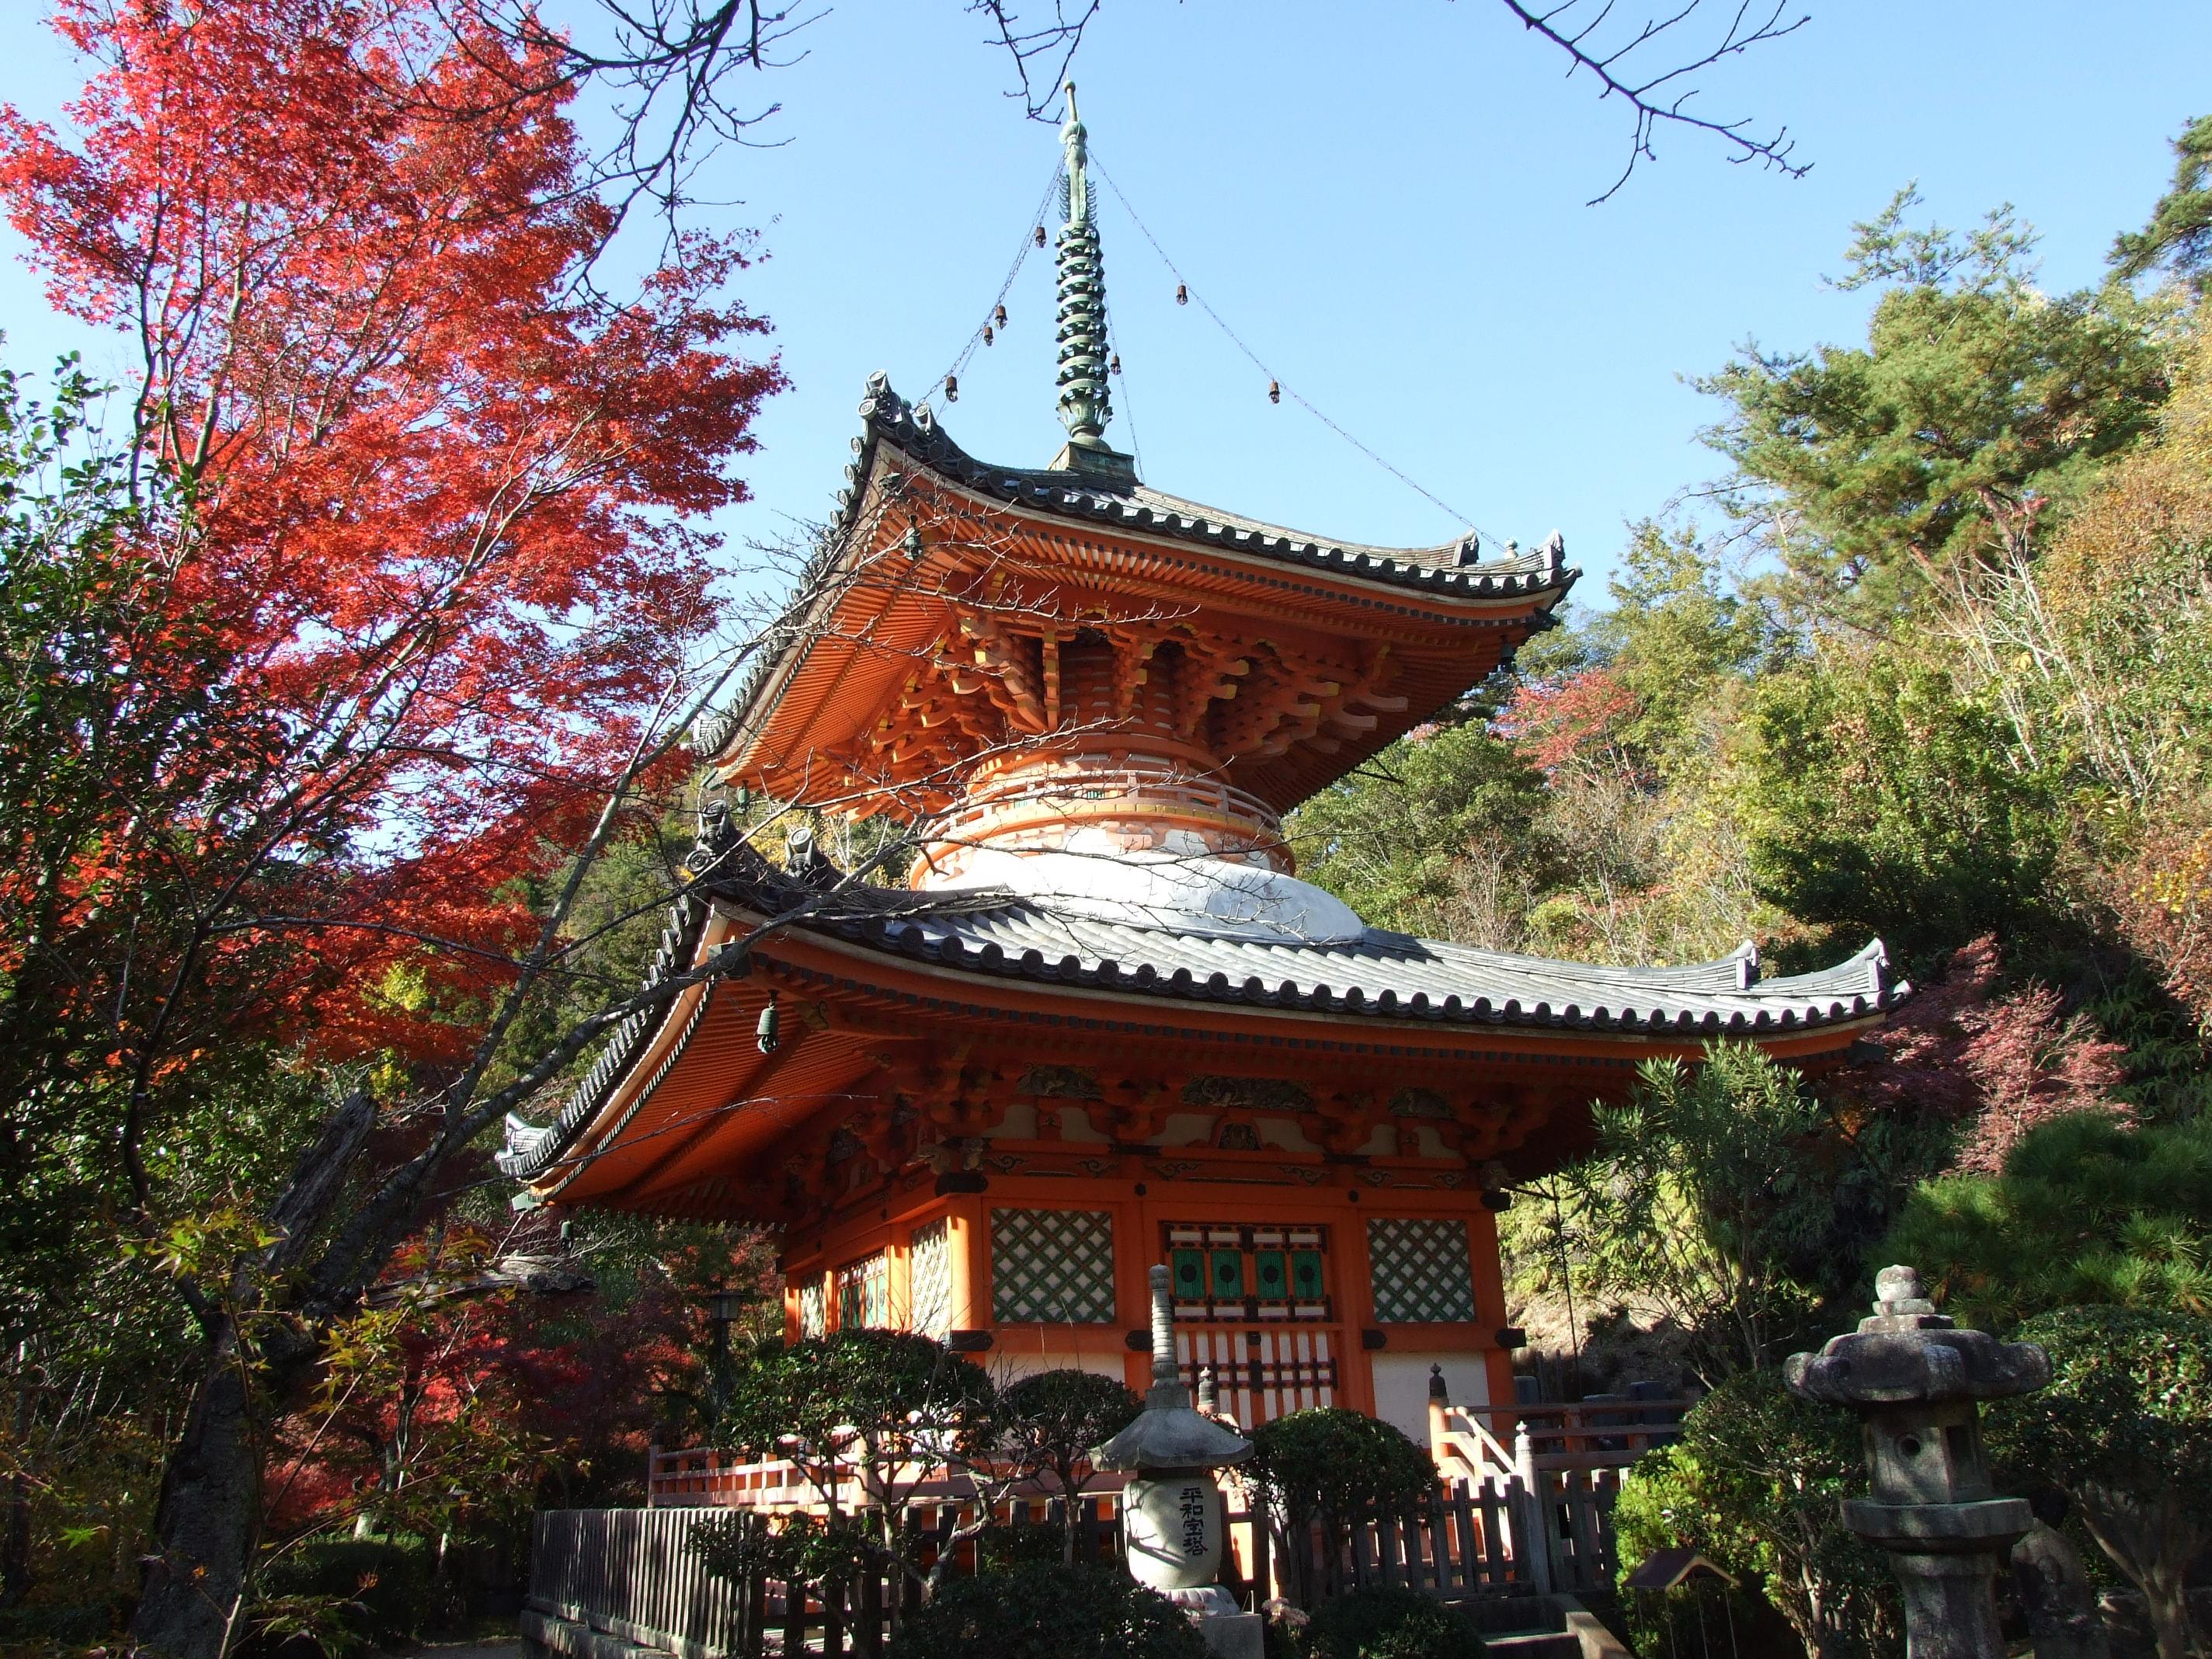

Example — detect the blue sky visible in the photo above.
[2,2,2206,602]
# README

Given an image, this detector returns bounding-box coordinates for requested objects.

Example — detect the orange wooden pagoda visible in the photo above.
[501,98,1900,1445]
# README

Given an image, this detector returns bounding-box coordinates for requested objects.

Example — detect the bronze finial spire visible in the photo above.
[1051,83,1132,481]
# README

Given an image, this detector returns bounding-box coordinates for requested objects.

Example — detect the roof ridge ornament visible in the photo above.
[1050,82,1136,486]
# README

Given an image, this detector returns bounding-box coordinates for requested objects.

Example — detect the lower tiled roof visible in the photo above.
[791,889,1897,1036]
[499,820,1902,1190]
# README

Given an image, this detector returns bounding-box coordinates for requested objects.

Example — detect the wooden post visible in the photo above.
[743,1522,768,1659]
[822,1574,844,1659]
[856,1559,882,1657]
[1426,1362,1450,1470]
[1249,1497,1271,1608]
[781,1574,807,1657]
[1508,1473,1553,1595]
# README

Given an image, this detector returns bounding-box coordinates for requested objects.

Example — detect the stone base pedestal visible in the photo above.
[1193,1611,1263,1659]
[1163,1587,1262,1659]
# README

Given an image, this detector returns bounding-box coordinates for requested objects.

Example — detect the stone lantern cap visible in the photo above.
[1093,1266,1254,1473]
[1785,1266,2049,1407]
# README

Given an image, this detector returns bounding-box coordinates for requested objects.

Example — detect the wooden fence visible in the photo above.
[525,1470,1621,1658]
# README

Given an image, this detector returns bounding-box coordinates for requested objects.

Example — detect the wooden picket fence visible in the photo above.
[523,1471,1620,1657]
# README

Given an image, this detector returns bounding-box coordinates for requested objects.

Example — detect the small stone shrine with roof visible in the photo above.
[500,93,1901,1446]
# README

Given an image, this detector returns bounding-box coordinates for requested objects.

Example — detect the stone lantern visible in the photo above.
[1785,1265,2051,1659]
[1094,1264,1261,1659]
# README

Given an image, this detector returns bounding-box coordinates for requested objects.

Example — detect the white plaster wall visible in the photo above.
[1159,1111,1216,1147]
[1369,1351,1491,1451]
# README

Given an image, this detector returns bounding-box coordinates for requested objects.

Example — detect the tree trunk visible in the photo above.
[2,1348,29,1609]
[2141,1570,2193,1659]
[131,1090,381,1659]
[130,1329,260,1659]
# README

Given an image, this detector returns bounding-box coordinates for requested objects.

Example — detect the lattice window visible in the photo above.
[1366,1217,1476,1323]
[909,1219,952,1338]
[990,1208,1115,1324]
[836,1252,889,1330]
[797,1275,827,1338]
[1164,1223,1330,1322]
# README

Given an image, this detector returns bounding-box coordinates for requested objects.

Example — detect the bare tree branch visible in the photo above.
[965,0,1100,119]
[1497,0,1811,203]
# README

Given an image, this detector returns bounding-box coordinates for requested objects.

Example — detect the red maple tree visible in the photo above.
[0,3,781,1651]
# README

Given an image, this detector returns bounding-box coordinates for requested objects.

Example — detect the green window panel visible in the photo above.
[1290,1250,1326,1300]
[1210,1249,1245,1299]
[1254,1250,1288,1300]
[1366,1217,1475,1323]
[1171,1248,1208,1299]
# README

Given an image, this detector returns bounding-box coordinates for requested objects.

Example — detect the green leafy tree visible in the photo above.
[2113,114,2212,297]
[1702,189,2169,628]
[1886,1115,2212,1332]
[993,1369,1140,1565]
[1612,1372,1898,1659]
[1289,710,1564,938]
[885,1561,1203,1659]
[705,1330,1000,1601]
[1549,1042,1835,1383]
[1986,1306,2212,1659]
[1587,520,1766,772]
[1243,1408,1435,1609]
[1737,656,2061,963]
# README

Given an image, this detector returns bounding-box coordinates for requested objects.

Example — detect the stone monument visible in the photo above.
[1096,1265,1263,1659]
[1786,1264,2051,1659]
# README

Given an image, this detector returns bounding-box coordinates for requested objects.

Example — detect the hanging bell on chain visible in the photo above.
[994,304,1007,328]
[1034,225,1047,248]
[1175,283,1188,306]
[1268,379,1282,405]
[1109,353,1122,375]
[944,374,958,404]
[982,324,994,346]
[755,992,781,1056]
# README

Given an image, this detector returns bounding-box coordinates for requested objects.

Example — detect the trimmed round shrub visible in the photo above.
[1246,1408,1436,1523]
[1305,1586,1486,1659]
[887,1563,1205,1659]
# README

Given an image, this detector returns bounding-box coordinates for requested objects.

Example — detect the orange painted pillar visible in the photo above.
[1469,1205,1516,1410]
[888,1223,913,1331]
[947,1197,988,1332]
[1115,1192,1153,1395]
[1337,1191,1379,1416]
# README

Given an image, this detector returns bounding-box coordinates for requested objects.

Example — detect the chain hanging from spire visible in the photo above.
[1054,83,1113,449]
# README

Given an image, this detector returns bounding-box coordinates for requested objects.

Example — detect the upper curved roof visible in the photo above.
[840,374,1570,596]
[690,374,1574,762]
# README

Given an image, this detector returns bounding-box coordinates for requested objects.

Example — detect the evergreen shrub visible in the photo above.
[885,1563,1204,1659]
[1303,1585,1486,1659]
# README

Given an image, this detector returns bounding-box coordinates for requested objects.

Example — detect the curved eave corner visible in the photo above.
[499,886,721,1199]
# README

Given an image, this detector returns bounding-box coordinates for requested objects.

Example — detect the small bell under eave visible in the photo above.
[903,521,924,560]
[755,992,781,1056]
[1175,283,1188,305]
[944,374,958,404]
[1268,379,1281,405]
